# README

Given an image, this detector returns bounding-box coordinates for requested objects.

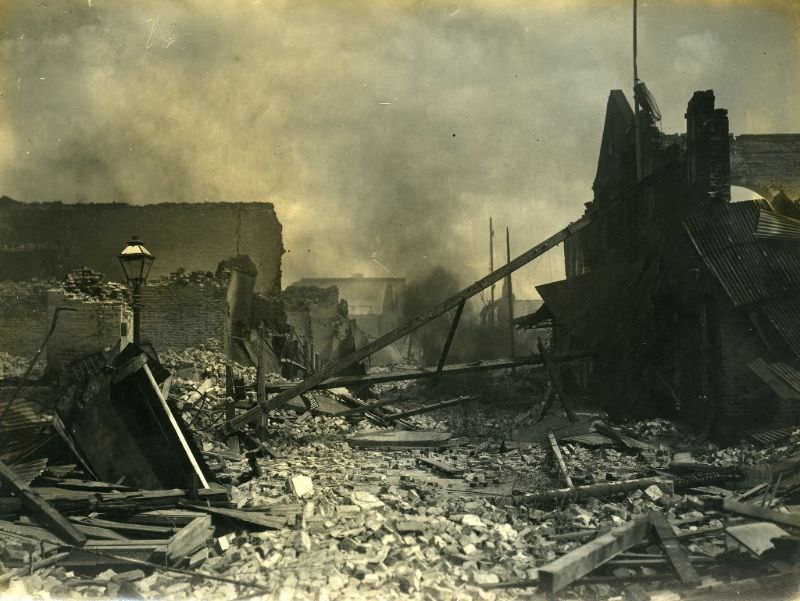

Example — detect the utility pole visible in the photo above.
[489,217,495,327]
[505,227,516,361]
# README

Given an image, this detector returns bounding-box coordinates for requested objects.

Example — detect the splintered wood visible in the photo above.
[538,518,651,592]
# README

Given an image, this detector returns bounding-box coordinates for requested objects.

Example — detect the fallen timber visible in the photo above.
[227,214,594,431]
[260,352,590,393]
[510,477,674,507]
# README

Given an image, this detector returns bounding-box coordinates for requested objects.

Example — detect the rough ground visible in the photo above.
[3,350,800,600]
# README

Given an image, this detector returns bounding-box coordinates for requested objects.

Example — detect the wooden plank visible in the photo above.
[185,504,287,530]
[538,518,651,593]
[70,516,176,536]
[166,515,213,563]
[547,430,574,489]
[143,364,209,488]
[127,509,207,527]
[383,395,478,421]
[228,213,594,429]
[513,478,673,507]
[0,518,66,545]
[650,510,700,585]
[348,430,454,449]
[416,456,463,477]
[722,498,800,528]
[0,459,86,546]
[70,522,129,541]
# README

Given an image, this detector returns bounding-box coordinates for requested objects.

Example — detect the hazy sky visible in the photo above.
[1,0,798,296]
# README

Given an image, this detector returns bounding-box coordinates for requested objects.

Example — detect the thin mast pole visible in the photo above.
[633,0,642,183]
[489,217,495,327]
[506,227,516,360]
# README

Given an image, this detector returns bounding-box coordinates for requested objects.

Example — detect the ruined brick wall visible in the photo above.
[730,134,800,200]
[140,282,226,351]
[45,290,132,371]
[283,285,350,363]
[0,281,52,357]
[0,198,283,294]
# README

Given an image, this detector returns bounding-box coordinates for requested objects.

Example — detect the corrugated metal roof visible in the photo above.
[0,397,52,432]
[770,360,800,392]
[9,458,48,485]
[756,210,800,241]
[684,201,800,306]
[750,426,795,446]
[762,298,800,359]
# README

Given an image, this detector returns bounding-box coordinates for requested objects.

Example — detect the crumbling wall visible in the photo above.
[0,281,51,357]
[0,197,284,294]
[46,290,131,370]
[730,134,800,200]
[140,282,227,351]
[283,285,350,364]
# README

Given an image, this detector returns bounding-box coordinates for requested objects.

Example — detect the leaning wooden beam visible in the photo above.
[512,477,673,507]
[649,510,700,585]
[722,498,800,528]
[334,396,409,418]
[436,300,466,373]
[261,353,590,393]
[538,518,651,593]
[143,364,210,488]
[547,430,574,489]
[227,214,593,430]
[382,395,478,421]
[328,390,417,430]
[0,459,87,546]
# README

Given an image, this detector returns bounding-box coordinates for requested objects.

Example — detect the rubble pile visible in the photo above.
[0,352,45,379]
[60,268,128,302]
[4,349,800,600]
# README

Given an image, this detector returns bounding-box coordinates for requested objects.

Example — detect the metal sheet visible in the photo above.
[756,210,800,240]
[684,201,800,307]
[762,298,800,359]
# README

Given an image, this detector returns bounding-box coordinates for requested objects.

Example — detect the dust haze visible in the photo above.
[0,0,798,295]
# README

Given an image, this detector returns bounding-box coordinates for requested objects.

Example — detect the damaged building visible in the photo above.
[530,87,800,440]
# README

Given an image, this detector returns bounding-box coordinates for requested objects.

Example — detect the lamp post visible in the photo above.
[118,236,155,345]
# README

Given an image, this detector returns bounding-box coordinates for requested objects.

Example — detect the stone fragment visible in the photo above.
[289,475,314,498]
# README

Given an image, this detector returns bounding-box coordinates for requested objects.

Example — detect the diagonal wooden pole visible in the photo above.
[227,215,593,431]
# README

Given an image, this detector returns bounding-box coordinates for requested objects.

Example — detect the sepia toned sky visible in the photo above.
[0,0,798,295]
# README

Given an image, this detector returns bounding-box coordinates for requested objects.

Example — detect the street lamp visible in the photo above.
[118,236,155,344]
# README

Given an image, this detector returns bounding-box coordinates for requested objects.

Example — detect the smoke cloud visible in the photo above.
[0,0,798,293]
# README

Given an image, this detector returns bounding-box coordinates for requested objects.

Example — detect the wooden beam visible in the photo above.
[416,456,463,477]
[382,395,478,421]
[538,518,651,593]
[0,460,86,546]
[334,396,407,418]
[166,515,213,564]
[649,510,700,585]
[436,300,465,373]
[185,504,287,530]
[547,431,574,489]
[261,353,591,393]
[513,477,673,507]
[722,498,800,528]
[228,214,593,430]
[143,364,209,488]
